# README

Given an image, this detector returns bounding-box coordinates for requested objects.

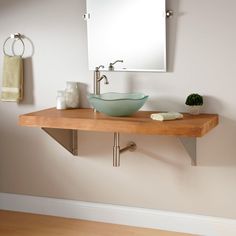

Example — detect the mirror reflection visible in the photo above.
[86,0,166,72]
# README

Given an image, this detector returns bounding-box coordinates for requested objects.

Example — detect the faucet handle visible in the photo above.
[109,60,123,71]
[95,65,104,71]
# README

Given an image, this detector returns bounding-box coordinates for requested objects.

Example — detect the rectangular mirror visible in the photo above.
[85,0,166,72]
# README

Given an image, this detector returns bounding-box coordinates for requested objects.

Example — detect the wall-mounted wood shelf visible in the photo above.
[19,108,218,137]
[19,108,219,166]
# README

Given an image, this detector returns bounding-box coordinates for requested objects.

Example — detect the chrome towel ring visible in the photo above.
[3,33,25,57]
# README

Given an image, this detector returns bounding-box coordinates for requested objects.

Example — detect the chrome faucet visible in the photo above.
[108,60,123,71]
[94,65,109,95]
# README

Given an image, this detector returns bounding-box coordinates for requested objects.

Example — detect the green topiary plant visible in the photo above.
[185,93,203,106]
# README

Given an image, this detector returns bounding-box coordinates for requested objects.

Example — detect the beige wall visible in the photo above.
[1,0,236,219]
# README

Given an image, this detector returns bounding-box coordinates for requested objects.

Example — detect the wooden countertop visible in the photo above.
[19,108,219,137]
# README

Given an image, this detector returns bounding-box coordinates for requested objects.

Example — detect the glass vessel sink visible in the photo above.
[88,92,148,117]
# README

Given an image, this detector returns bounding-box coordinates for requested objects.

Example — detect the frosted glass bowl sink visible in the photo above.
[88,92,148,117]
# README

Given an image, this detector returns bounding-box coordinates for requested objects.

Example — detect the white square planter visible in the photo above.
[186,105,202,115]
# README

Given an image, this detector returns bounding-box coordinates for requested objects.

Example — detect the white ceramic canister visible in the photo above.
[65,82,80,108]
[56,90,67,110]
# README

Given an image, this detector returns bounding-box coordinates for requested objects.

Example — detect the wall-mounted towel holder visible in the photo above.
[3,33,25,57]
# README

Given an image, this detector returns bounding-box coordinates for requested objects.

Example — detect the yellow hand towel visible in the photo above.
[1,55,23,102]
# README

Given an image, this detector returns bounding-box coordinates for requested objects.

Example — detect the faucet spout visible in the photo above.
[94,66,109,96]
[98,75,109,85]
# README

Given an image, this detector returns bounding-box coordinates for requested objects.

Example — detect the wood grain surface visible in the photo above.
[0,210,196,236]
[19,108,218,137]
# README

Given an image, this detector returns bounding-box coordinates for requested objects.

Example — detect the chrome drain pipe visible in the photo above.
[113,132,137,167]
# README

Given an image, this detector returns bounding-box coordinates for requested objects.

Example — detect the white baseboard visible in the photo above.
[0,193,236,236]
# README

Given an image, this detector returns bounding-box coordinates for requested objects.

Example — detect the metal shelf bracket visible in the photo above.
[179,137,197,166]
[41,128,196,166]
[42,128,78,156]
